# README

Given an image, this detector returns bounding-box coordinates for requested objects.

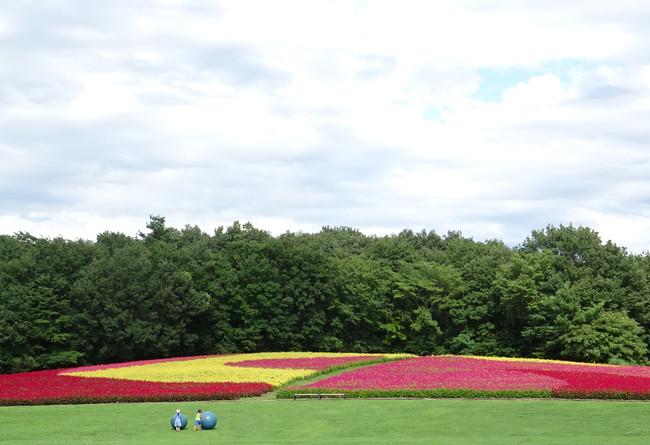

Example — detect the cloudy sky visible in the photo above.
[1,1,650,252]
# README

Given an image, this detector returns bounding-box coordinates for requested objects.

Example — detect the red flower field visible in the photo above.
[0,368,272,406]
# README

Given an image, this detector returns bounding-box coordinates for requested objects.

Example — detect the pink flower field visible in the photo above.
[283,356,650,400]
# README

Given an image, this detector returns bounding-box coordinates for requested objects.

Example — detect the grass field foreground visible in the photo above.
[0,399,649,444]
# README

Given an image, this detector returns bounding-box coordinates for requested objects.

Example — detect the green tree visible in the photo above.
[436,236,513,356]
[329,254,389,352]
[560,307,647,364]
[71,227,210,364]
[0,234,91,372]
[207,222,279,352]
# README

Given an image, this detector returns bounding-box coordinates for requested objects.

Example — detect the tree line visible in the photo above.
[1,216,649,374]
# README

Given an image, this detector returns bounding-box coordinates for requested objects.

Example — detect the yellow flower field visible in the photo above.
[472,355,613,367]
[63,352,411,386]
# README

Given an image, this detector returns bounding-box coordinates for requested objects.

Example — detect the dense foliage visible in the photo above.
[1,216,649,373]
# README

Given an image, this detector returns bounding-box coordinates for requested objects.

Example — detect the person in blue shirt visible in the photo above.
[173,409,183,432]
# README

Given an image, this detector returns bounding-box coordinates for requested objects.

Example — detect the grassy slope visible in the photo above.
[1,399,649,444]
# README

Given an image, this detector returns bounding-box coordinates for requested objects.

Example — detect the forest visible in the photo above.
[1,216,649,374]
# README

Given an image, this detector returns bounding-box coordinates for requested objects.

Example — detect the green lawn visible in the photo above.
[1,398,649,444]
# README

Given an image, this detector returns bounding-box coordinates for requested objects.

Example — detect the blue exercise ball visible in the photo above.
[170,413,188,430]
[202,411,217,430]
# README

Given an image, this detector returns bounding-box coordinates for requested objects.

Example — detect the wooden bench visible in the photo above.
[292,393,346,400]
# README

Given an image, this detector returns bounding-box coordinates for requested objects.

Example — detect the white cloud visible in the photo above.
[1,1,650,252]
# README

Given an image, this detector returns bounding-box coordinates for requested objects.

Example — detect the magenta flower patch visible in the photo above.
[297,355,650,397]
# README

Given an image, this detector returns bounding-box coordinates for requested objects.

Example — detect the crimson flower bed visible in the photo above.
[0,369,272,406]
[278,355,650,400]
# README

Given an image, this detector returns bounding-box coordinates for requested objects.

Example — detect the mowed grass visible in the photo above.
[1,398,649,444]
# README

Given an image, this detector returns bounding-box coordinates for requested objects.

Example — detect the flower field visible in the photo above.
[0,369,271,405]
[61,352,406,386]
[5,353,650,405]
[278,355,650,400]
[0,352,404,406]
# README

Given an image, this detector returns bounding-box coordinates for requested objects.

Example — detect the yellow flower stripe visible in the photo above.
[64,352,410,386]
[464,355,614,367]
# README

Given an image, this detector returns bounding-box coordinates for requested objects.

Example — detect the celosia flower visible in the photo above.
[0,369,272,406]
[62,352,405,386]
[1,352,409,405]
[297,355,650,398]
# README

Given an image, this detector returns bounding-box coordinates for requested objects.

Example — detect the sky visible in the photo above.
[1,1,650,253]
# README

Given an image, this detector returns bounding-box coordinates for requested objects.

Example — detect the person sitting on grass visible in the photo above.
[194,409,205,432]
[173,409,183,432]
